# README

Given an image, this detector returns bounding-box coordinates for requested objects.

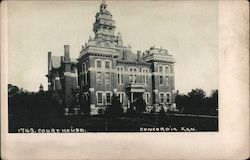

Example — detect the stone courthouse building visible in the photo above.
[47,0,176,115]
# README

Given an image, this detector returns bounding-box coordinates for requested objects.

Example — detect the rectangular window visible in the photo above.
[105,72,111,83]
[166,93,171,103]
[117,74,124,84]
[142,76,146,84]
[83,74,86,85]
[97,92,103,104]
[165,76,169,86]
[82,63,85,72]
[144,93,150,104]
[97,72,102,83]
[85,73,88,84]
[134,75,137,83]
[97,60,102,68]
[86,62,89,71]
[145,76,149,85]
[159,93,164,104]
[120,74,124,84]
[129,75,133,82]
[105,61,110,69]
[160,76,163,85]
[106,92,111,104]
[118,93,125,104]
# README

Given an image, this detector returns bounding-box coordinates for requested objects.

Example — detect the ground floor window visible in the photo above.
[159,93,164,104]
[106,92,112,105]
[118,92,125,104]
[166,93,171,104]
[144,92,150,104]
[97,92,103,105]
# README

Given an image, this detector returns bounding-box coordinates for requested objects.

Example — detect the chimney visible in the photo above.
[64,45,70,63]
[60,56,64,64]
[48,52,51,72]
[137,51,141,61]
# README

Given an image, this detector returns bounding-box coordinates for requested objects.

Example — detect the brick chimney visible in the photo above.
[64,45,70,63]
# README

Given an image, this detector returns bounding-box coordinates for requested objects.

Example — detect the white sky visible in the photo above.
[8,0,218,95]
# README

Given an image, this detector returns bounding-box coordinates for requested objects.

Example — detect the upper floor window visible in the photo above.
[142,68,149,85]
[105,61,111,69]
[129,67,138,83]
[159,66,163,73]
[85,61,89,70]
[82,63,86,72]
[105,72,111,84]
[165,76,169,86]
[165,66,170,74]
[160,76,163,85]
[129,67,138,72]
[96,60,102,68]
[97,72,102,83]
[117,66,124,84]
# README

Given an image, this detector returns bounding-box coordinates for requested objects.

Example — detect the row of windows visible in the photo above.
[96,59,112,69]
[159,93,171,104]
[159,76,169,86]
[96,72,169,86]
[158,65,171,74]
[96,72,111,84]
[97,92,150,106]
[117,66,150,73]
[94,60,171,75]
[96,91,112,105]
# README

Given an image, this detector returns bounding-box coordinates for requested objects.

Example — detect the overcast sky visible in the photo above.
[8,0,218,95]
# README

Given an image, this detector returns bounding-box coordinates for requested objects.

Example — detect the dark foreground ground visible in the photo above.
[9,113,218,133]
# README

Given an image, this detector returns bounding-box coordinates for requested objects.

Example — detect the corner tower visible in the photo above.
[93,0,116,42]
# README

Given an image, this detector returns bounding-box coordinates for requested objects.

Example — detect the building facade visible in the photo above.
[47,0,176,115]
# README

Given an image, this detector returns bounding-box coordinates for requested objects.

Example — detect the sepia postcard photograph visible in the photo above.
[1,0,249,159]
[7,0,219,133]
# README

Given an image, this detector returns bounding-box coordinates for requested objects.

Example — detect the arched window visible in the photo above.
[165,66,170,74]
[158,65,163,73]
